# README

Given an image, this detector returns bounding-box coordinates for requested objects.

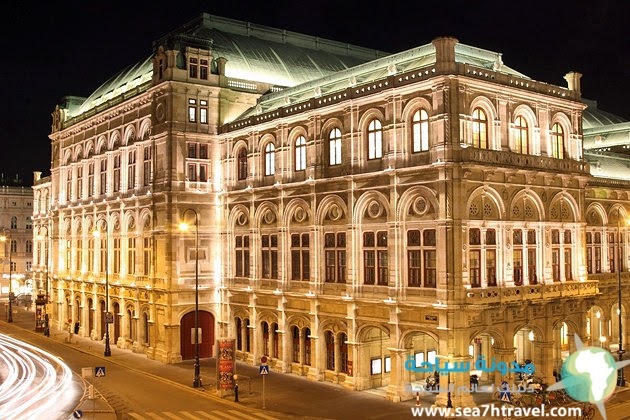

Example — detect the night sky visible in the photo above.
[3,1,628,185]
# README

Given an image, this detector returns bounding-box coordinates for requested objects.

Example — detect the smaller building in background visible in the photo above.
[0,173,35,299]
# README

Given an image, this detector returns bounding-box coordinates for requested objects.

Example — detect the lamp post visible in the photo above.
[94,219,111,357]
[1,232,13,323]
[617,209,626,386]
[36,227,51,335]
[179,208,201,388]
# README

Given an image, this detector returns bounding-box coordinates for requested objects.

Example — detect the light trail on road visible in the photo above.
[0,333,79,419]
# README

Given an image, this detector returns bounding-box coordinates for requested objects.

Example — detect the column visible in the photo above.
[492,347,517,386]
[386,348,409,402]
[434,354,475,408]
[532,340,555,384]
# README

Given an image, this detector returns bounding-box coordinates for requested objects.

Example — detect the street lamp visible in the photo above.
[0,232,13,323]
[616,209,626,386]
[179,208,201,388]
[93,219,111,357]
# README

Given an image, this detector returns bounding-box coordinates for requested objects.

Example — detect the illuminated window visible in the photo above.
[264,143,275,176]
[412,109,429,152]
[200,100,208,124]
[472,108,488,149]
[10,216,17,229]
[514,116,529,154]
[88,163,95,196]
[468,228,496,287]
[100,159,107,195]
[76,166,83,199]
[551,123,564,159]
[329,128,342,165]
[295,135,307,171]
[188,99,197,122]
[143,146,152,187]
[128,237,136,275]
[367,119,383,159]
[113,155,121,192]
[326,331,335,370]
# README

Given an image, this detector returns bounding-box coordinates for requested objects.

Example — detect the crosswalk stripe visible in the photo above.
[125,411,277,420]
[181,412,204,419]
[145,413,164,419]
[192,412,228,420]
[162,412,182,419]
[127,414,145,420]
[249,412,279,420]
[227,409,260,419]
[205,411,236,419]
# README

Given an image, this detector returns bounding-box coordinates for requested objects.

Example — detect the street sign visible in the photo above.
[105,312,114,324]
[95,366,106,377]
[259,365,269,375]
[260,355,268,363]
[73,409,83,418]
[81,367,93,378]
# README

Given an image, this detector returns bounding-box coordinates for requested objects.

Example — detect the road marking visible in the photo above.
[126,411,279,420]
[162,412,182,419]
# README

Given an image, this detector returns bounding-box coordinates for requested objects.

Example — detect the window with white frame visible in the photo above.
[200,100,208,124]
[363,231,388,285]
[186,142,209,182]
[367,119,383,159]
[76,166,83,199]
[412,109,429,152]
[468,228,497,287]
[188,99,197,122]
[324,232,346,283]
[295,136,306,171]
[329,128,342,165]
[264,143,275,176]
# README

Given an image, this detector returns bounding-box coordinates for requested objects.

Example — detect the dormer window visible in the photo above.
[189,57,198,78]
[200,59,209,80]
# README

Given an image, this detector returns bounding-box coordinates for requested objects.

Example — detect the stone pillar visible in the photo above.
[532,341,555,384]
[492,347,517,386]
[434,354,475,408]
[386,348,409,402]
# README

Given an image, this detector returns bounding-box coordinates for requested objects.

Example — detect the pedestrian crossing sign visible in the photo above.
[259,365,269,375]
[95,367,106,377]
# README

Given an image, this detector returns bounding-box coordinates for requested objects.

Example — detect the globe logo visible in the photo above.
[547,333,630,420]
[560,346,616,403]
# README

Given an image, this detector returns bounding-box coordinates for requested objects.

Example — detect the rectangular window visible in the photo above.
[513,249,523,285]
[291,233,310,280]
[200,100,208,124]
[324,232,346,283]
[128,150,136,190]
[199,144,207,159]
[235,235,250,277]
[128,237,136,275]
[76,166,83,200]
[552,248,560,281]
[189,57,198,78]
[261,234,278,279]
[363,231,388,285]
[188,99,197,122]
[470,250,481,287]
[200,60,208,80]
[564,249,572,280]
[486,249,496,286]
[199,165,207,182]
[75,239,82,272]
[143,236,151,275]
[113,238,120,274]
[88,238,94,273]
[113,155,121,192]
[100,238,106,274]
[143,146,152,186]
[188,164,197,182]
[88,163,95,196]
[100,159,107,195]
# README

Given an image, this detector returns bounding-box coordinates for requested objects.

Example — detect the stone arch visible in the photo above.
[512,104,539,154]
[123,124,136,145]
[315,194,348,226]
[139,118,152,140]
[468,328,506,349]
[109,131,121,150]
[319,318,348,335]
[357,107,386,161]
[608,204,627,225]
[465,186,505,221]
[397,186,439,222]
[84,141,95,158]
[253,201,279,229]
[320,117,344,138]
[585,203,606,226]
[550,192,578,222]
[96,136,107,154]
[509,189,545,221]
[283,198,312,227]
[257,309,279,325]
[73,145,83,161]
[469,95,500,150]
[353,190,390,225]
[228,204,250,230]
[63,149,72,166]
[124,211,136,234]
[286,314,311,330]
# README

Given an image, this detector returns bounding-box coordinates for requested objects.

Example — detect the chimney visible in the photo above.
[563,71,582,95]
[216,57,227,76]
[432,37,459,65]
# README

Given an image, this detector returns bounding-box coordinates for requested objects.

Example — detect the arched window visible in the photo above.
[237,148,248,180]
[143,312,150,345]
[551,123,564,159]
[339,332,349,374]
[472,108,488,149]
[295,136,306,171]
[25,240,32,253]
[367,119,383,159]
[11,216,17,229]
[514,116,529,154]
[412,109,429,152]
[329,128,342,165]
[26,216,32,230]
[264,143,275,176]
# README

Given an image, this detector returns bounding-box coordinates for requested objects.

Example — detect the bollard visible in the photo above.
[234,384,239,402]
[416,392,421,406]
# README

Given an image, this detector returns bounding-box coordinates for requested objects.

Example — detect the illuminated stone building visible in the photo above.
[33,13,629,405]
[0,175,35,297]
